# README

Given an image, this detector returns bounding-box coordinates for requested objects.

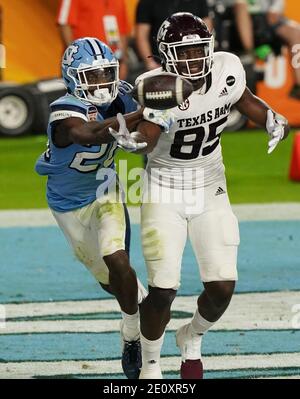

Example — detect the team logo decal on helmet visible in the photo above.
[157,12,214,80]
[62,45,79,67]
[61,37,119,106]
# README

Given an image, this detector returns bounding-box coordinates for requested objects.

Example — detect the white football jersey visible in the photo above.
[137,52,246,189]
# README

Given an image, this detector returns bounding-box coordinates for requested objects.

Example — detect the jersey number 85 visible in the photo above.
[170,116,228,160]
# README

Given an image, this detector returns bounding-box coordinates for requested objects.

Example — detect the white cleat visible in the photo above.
[176,323,203,379]
[139,366,163,379]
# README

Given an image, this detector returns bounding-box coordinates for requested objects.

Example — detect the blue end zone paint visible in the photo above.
[0,330,299,362]
[0,221,299,303]
[71,368,300,379]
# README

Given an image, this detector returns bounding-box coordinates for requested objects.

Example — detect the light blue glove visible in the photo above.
[143,107,175,133]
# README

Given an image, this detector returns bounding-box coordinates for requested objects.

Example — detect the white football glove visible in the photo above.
[143,107,175,133]
[266,109,287,154]
[109,113,147,152]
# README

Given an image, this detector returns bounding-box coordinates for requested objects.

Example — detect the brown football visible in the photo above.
[132,73,193,110]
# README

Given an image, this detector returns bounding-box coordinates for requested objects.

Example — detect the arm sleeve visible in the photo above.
[49,103,88,123]
[136,0,153,24]
[57,0,79,27]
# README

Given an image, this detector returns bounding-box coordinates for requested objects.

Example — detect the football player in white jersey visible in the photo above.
[122,12,289,379]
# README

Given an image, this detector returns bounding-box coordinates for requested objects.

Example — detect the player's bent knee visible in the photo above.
[204,281,235,309]
[103,250,132,276]
[147,286,177,311]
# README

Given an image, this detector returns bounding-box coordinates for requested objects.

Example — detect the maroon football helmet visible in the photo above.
[157,12,214,80]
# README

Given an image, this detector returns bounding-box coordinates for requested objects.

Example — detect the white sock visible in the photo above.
[140,333,165,371]
[121,310,139,341]
[183,310,214,360]
[191,309,215,336]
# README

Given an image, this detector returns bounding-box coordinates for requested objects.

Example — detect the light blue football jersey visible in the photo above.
[35,82,137,212]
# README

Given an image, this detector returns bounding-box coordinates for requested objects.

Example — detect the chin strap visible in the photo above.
[87,88,112,105]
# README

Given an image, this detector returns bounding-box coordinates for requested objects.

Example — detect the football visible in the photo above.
[131,73,193,110]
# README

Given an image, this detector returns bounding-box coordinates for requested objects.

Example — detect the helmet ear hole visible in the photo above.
[69,69,76,78]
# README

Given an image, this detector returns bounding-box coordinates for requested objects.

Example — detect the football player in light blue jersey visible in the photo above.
[35,37,173,379]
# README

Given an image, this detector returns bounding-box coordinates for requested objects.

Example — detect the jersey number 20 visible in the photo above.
[69,143,116,173]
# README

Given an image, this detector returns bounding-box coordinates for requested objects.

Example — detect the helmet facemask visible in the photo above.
[159,35,214,80]
[67,60,119,106]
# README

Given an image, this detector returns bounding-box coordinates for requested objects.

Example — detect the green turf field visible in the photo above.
[0,130,299,209]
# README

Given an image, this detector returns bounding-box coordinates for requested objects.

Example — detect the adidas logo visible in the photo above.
[215,187,226,196]
[219,87,228,97]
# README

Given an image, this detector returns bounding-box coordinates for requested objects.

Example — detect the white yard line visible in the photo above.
[1,291,299,334]
[232,203,300,221]
[0,209,57,227]
[1,353,300,379]
[0,203,299,227]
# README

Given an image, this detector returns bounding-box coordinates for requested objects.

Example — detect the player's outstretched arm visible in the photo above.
[235,87,290,153]
[129,120,162,154]
[53,109,144,147]
[128,108,176,154]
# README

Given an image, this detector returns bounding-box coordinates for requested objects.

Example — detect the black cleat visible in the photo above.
[122,339,142,379]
